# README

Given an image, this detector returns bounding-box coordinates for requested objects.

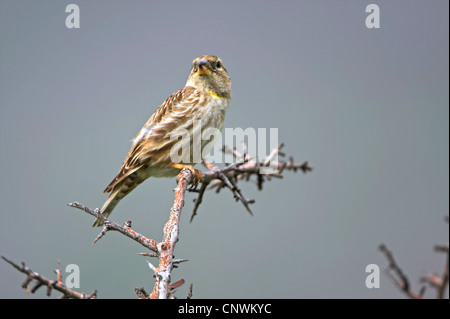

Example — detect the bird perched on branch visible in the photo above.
[93,55,232,226]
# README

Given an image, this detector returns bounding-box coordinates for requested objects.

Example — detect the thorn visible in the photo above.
[93,225,108,244]
[169,279,185,289]
[146,260,157,272]
[124,220,132,228]
[187,283,193,299]
[138,252,158,257]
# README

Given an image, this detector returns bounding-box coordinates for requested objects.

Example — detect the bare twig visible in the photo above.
[135,287,149,299]
[189,144,312,221]
[380,216,449,299]
[423,243,450,299]
[67,202,158,253]
[434,216,449,299]
[379,243,425,299]
[190,181,209,223]
[1,256,97,299]
[436,247,449,299]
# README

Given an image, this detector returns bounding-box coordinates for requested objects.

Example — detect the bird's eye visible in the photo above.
[215,61,222,69]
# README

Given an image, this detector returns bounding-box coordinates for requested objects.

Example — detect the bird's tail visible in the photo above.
[92,173,146,227]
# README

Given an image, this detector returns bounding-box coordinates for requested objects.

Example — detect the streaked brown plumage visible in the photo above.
[93,55,231,226]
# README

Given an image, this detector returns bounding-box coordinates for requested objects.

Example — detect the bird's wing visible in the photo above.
[103,86,199,193]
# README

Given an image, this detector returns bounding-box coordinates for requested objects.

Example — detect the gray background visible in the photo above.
[0,0,448,299]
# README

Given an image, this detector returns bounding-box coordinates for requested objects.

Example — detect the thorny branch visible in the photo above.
[189,143,312,222]
[71,168,194,299]
[1,256,97,299]
[67,202,158,254]
[379,216,449,299]
[4,143,311,299]
[378,244,425,299]
[149,168,193,299]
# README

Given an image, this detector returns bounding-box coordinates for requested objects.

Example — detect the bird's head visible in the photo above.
[186,55,232,98]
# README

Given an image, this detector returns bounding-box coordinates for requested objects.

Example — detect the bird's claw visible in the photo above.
[187,167,202,189]
[173,164,203,189]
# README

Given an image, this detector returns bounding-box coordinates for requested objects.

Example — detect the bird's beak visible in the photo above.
[196,58,212,76]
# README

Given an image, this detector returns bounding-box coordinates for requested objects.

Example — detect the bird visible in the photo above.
[93,55,232,226]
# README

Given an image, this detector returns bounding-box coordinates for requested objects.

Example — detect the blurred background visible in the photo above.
[0,0,448,298]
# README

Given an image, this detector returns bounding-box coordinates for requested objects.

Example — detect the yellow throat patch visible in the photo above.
[208,90,222,98]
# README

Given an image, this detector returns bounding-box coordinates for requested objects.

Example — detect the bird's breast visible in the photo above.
[197,95,230,130]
